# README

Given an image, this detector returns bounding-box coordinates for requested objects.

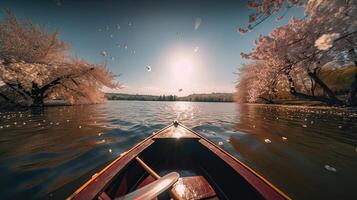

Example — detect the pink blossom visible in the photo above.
[314,33,340,50]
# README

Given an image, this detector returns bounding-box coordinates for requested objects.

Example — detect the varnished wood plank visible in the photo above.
[172,176,217,200]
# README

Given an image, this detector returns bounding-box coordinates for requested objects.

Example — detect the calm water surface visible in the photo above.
[0,101,357,199]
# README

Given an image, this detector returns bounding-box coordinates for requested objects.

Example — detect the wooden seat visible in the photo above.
[115,172,179,200]
[172,176,218,200]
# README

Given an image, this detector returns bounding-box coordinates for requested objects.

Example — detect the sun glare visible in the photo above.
[167,48,199,83]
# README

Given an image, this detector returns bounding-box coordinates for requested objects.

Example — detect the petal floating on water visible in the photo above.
[324,165,337,172]
[264,139,271,143]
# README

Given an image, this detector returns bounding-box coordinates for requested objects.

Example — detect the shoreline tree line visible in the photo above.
[106,93,234,102]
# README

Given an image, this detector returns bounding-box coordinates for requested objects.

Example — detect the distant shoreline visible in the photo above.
[105,92,235,102]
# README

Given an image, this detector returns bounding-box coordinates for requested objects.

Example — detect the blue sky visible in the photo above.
[0,0,304,96]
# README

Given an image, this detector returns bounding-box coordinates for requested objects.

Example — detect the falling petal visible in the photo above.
[282,136,287,140]
[302,124,307,128]
[264,139,271,143]
[194,46,199,53]
[194,17,202,30]
[67,120,70,122]
[324,165,337,172]
[101,51,108,57]
[0,126,3,129]
[109,148,112,153]
[226,139,230,143]
[218,141,223,146]
[146,65,152,72]
[338,125,342,128]
[79,126,82,129]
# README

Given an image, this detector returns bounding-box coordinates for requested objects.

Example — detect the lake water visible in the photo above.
[0,101,357,199]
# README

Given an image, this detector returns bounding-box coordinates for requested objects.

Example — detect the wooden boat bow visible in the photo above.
[68,121,291,200]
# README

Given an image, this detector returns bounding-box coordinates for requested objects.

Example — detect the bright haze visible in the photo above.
[0,0,303,96]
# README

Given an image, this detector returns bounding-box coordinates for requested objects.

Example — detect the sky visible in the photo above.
[0,0,304,96]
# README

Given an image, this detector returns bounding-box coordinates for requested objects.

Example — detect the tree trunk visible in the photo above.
[310,77,316,96]
[285,72,338,105]
[0,92,12,103]
[32,95,44,107]
[346,61,357,106]
[307,72,342,105]
[346,48,357,106]
[30,82,45,107]
[259,96,275,104]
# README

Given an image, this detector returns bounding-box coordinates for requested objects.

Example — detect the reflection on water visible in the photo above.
[0,101,356,199]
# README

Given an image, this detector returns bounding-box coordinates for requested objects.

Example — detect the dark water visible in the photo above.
[0,101,357,200]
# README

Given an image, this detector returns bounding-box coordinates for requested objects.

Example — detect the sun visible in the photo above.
[170,52,196,82]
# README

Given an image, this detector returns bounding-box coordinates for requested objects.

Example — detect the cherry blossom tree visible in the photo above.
[0,11,118,106]
[236,61,289,103]
[239,0,305,34]
[240,0,357,105]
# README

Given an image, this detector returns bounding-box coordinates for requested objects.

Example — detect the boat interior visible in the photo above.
[99,137,264,200]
